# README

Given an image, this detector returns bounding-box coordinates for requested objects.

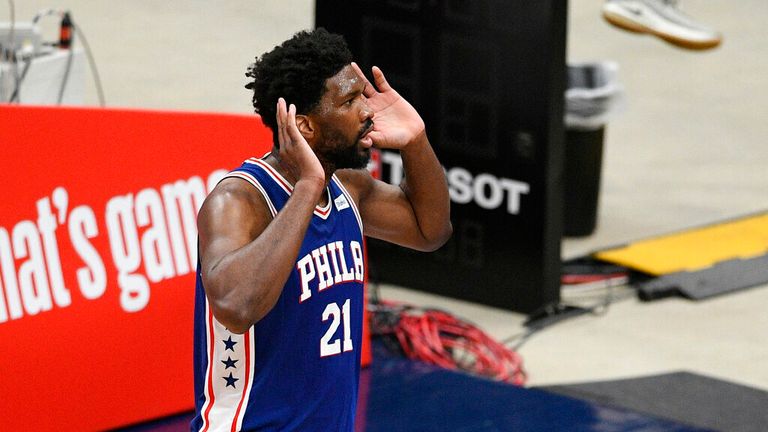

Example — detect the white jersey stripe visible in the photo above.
[244,157,333,219]
[232,328,255,431]
[203,312,254,431]
[245,158,293,195]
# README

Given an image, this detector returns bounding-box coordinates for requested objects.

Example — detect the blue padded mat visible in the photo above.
[358,352,709,432]
[117,343,710,431]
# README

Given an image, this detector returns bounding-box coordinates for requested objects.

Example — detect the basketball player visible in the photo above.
[191,29,452,431]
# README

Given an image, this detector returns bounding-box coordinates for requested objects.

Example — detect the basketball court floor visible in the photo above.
[9,0,768,430]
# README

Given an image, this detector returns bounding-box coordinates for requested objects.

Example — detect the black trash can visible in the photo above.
[564,62,622,237]
[564,127,605,236]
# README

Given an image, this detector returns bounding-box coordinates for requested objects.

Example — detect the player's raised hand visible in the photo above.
[351,62,426,150]
[275,98,325,188]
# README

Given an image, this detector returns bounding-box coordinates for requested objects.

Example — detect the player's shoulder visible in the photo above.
[198,177,271,228]
[209,176,261,204]
[335,168,375,200]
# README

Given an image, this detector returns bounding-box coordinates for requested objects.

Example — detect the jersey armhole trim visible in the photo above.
[224,171,278,217]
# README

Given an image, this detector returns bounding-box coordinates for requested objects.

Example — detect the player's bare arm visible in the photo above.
[340,63,452,251]
[198,98,325,333]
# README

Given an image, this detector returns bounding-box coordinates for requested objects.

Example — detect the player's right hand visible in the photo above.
[275,97,325,190]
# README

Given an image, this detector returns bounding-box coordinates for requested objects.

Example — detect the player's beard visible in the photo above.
[321,120,373,170]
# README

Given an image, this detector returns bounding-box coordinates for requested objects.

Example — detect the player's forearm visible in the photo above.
[400,132,453,251]
[206,180,322,333]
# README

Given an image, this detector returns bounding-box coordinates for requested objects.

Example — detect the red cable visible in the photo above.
[375,302,526,385]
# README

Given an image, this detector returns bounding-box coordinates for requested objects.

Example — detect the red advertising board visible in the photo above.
[0,106,370,431]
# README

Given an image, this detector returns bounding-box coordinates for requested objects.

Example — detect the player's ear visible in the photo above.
[295,115,315,140]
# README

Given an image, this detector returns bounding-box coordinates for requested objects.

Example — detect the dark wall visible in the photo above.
[317,0,567,313]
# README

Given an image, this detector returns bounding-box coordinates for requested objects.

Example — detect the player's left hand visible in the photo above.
[351,62,426,150]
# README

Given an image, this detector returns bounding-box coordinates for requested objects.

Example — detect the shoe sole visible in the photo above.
[602,11,721,50]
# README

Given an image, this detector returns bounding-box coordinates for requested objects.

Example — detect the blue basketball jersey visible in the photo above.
[191,156,365,432]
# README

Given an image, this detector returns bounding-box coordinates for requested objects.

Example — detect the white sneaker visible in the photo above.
[602,0,722,50]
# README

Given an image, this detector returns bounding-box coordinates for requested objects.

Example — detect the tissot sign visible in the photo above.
[373,150,531,215]
[367,149,541,281]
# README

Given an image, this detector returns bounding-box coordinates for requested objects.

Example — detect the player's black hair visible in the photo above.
[245,28,354,147]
